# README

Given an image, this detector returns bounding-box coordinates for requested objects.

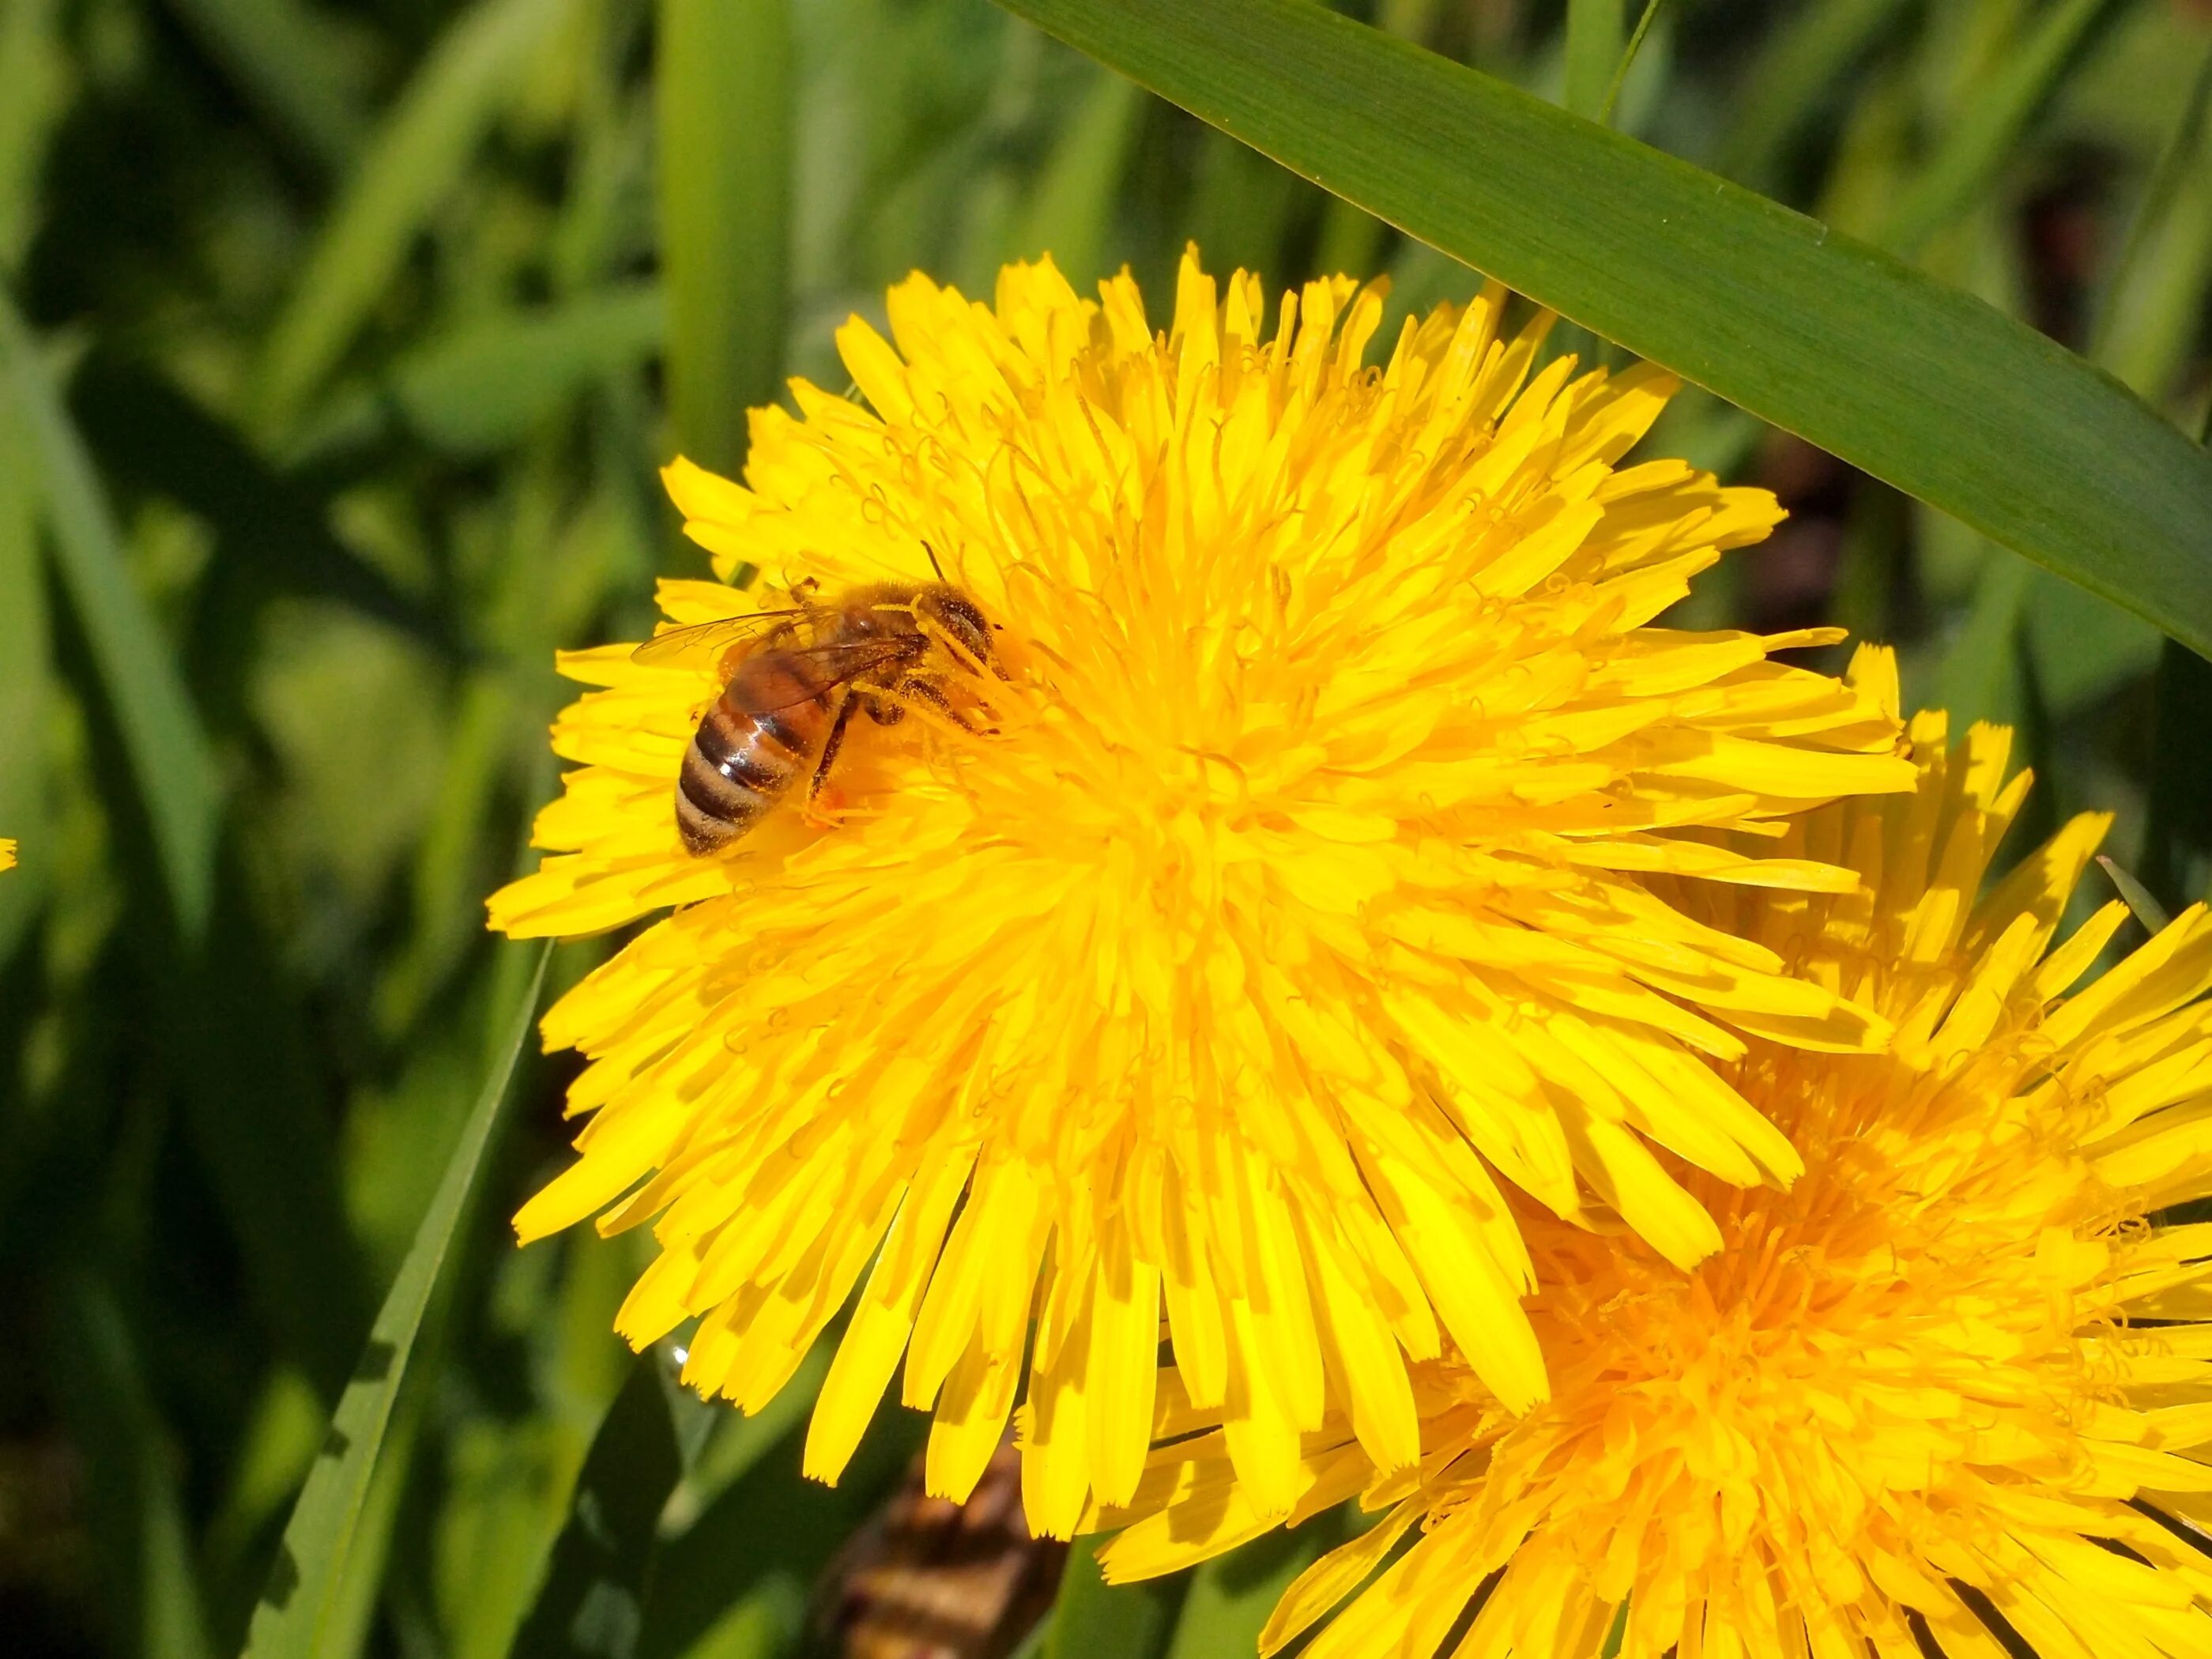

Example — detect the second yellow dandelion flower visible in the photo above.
[488,248,1912,1534]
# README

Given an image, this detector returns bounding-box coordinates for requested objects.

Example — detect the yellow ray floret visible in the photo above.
[485,248,1911,1534]
[0,839,13,873]
[1104,705,2212,1659]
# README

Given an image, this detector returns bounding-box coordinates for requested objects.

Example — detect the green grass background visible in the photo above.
[1,1,2209,1655]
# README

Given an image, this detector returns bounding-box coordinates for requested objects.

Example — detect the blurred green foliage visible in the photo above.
[0,2,2207,1657]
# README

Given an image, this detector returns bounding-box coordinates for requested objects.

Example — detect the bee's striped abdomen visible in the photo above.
[675,656,837,853]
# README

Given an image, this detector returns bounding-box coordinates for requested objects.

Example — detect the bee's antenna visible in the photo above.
[923,540,948,584]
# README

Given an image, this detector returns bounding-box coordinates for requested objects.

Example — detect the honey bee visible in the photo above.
[634,579,1000,854]
[813,1435,1065,1659]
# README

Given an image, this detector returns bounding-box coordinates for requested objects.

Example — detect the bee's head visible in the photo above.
[916,586,995,670]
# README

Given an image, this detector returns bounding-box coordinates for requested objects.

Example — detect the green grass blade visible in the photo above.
[1716,0,1915,190]
[388,286,665,458]
[1597,0,1663,130]
[1563,0,1626,119]
[1180,130,1303,285]
[639,1407,922,1659]
[2142,637,2212,910]
[2094,162,2212,408]
[2092,36,2212,403]
[2097,853,2174,935]
[157,871,373,1401]
[48,1274,218,1659]
[0,386,48,956]
[288,287,666,464]
[2021,566,2159,714]
[989,0,2212,659]
[1877,0,2129,256]
[2091,36,2212,360]
[658,1340,828,1529]
[243,944,552,1659]
[2142,377,2212,914]
[658,0,791,477]
[1933,545,2033,736]
[0,288,220,939]
[160,0,368,171]
[507,1352,686,1659]
[1012,72,1141,288]
[206,1372,326,1598]
[254,0,570,432]
[0,0,72,270]
[69,353,455,654]
[374,675,522,1038]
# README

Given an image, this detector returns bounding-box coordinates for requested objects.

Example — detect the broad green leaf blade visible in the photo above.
[1045,1535,1185,1659]
[507,1352,686,1659]
[1877,0,2129,256]
[1563,0,1626,120]
[990,0,2212,660]
[254,0,570,432]
[658,0,790,477]
[0,288,220,939]
[244,944,551,1659]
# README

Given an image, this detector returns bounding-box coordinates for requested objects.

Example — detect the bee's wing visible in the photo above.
[629,609,813,669]
[725,640,921,714]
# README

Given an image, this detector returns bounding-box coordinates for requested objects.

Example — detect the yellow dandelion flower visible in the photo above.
[486,248,1912,1534]
[1102,705,2212,1659]
[0,839,13,872]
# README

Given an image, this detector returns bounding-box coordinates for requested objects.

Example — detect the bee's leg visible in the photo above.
[902,678,985,734]
[861,691,905,727]
[808,692,861,802]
